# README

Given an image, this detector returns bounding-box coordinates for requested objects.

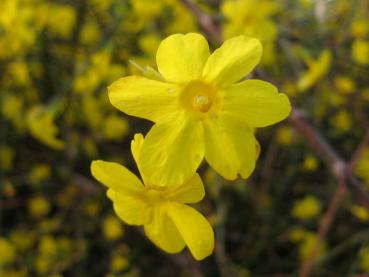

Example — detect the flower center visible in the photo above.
[193,94,211,112]
[144,186,167,205]
[181,81,221,118]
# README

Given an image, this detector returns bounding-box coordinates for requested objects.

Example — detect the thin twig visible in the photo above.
[287,108,346,179]
[299,181,347,277]
[349,130,369,171]
[180,0,222,44]
[297,127,369,277]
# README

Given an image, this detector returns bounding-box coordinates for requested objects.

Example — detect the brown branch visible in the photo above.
[296,128,369,277]
[287,108,346,179]
[299,182,347,277]
[349,130,369,171]
[180,0,222,44]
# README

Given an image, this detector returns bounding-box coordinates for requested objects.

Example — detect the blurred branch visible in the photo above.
[288,108,345,176]
[349,130,369,171]
[299,128,369,277]
[314,228,369,266]
[180,0,222,44]
[287,109,369,210]
[299,181,347,277]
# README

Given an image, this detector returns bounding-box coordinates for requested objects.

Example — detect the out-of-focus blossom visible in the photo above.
[291,196,321,220]
[0,237,16,266]
[352,39,369,65]
[303,155,318,171]
[28,196,51,218]
[359,247,369,272]
[221,0,279,64]
[102,216,124,241]
[26,106,65,150]
[298,50,332,92]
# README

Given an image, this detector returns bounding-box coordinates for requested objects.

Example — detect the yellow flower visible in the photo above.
[334,75,356,94]
[102,216,124,241]
[221,0,279,43]
[26,106,65,150]
[10,230,35,252]
[102,115,129,141]
[351,18,369,38]
[45,4,76,37]
[39,235,57,257]
[303,155,318,171]
[0,146,15,171]
[359,247,369,272]
[1,94,24,131]
[348,204,369,222]
[352,39,369,65]
[80,20,100,45]
[288,228,326,262]
[110,256,129,272]
[28,164,51,184]
[276,126,294,145]
[91,134,214,260]
[221,0,279,64]
[299,233,326,262]
[108,33,291,185]
[289,227,309,243]
[298,49,332,92]
[291,196,321,220]
[28,196,51,218]
[330,110,352,132]
[0,237,16,266]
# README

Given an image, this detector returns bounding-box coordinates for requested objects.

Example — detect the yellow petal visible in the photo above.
[107,190,150,225]
[223,79,291,127]
[91,160,144,195]
[220,114,257,179]
[131,133,150,185]
[108,76,179,123]
[166,174,205,204]
[140,111,204,187]
[144,205,185,253]
[203,35,262,87]
[131,133,144,166]
[167,203,214,260]
[156,33,210,84]
[203,115,256,180]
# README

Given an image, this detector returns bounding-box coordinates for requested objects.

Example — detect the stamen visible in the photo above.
[194,94,210,112]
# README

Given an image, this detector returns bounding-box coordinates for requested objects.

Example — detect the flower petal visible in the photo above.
[131,133,150,185]
[108,76,180,123]
[107,189,150,225]
[167,202,214,260]
[156,33,210,84]
[203,115,256,180]
[140,111,204,187]
[144,205,185,253]
[203,35,262,87]
[223,79,291,127]
[91,160,144,195]
[220,113,257,179]
[166,174,205,204]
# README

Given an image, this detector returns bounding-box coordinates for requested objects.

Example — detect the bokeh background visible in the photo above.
[1,0,369,276]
